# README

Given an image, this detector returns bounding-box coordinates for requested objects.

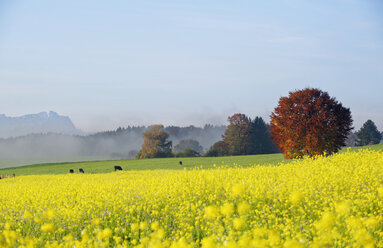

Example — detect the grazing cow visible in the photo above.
[179,161,183,166]
[114,166,123,171]
[69,169,74,173]
[79,168,84,173]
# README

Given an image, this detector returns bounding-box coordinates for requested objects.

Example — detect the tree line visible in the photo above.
[136,115,279,159]
[137,88,382,160]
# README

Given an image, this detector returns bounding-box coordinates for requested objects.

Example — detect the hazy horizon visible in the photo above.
[0,109,381,134]
[1,0,382,132]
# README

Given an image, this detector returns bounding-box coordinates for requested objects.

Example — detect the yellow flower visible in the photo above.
[284,239,303,248]
[289,191,304,205]
[22,210,33,220]
[335,200,351,216]
[151,221,160,231]
[43,209,55,220]
[92,218,101,226]
[364,217,379,229]
[131,223,139,231]
[152,228,165,240]
[201,236,216,248]
[0,149,381,247]
[97,228,112,240]
[63,233,74,242]
[268,230,281,246]
[237,201,251,215]
[354,229,375,248]
[315,212,335,231]
[34,217,42,224]
[41,223,55,233]
[205,205,220,219]
[220,202,234,217]
[231,183,245,197]
[233,217,246,230]
[139,221,148,230]
[378,186,383,198]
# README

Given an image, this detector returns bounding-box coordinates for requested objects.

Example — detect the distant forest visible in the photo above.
[0,125,226,159]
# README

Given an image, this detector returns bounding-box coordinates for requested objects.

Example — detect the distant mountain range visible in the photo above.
[0,111,84,138]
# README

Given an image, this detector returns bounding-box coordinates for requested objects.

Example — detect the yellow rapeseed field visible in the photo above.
[0,149,382,247]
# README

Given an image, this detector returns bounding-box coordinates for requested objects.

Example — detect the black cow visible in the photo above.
[179,161,183,166]
[69,169,74,173]
[114,166,123,171]
[79,168,84,173]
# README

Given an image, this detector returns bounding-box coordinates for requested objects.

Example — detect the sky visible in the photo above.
[0,0,382,132]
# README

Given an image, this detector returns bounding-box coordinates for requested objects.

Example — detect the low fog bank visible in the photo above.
[0,125,226,168]
[0,157,109,169]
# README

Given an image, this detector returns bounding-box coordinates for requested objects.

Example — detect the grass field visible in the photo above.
[0,153,285,176]
[0,144,382,176]
[0,156,110,169]
[340,143,383,152]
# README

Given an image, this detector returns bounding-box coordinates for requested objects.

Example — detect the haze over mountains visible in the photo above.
[0,111,226,168]
[0,111,84,138]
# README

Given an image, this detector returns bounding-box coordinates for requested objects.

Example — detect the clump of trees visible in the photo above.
[356,120,382,146]
[205,114,278,157]
[173,139,203,157]
[270,88,353,159]
[136,125,173,159]
[135,88,379,160]
[175,148,200,157]
[205,141,229,157]
[137,128,206,159]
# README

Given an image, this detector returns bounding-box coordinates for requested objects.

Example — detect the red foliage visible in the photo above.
[270,88,353,159]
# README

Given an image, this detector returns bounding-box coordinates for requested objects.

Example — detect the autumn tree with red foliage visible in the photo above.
[270,88,353,159]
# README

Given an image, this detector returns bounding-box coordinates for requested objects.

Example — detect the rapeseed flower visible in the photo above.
[41,223,55,233]
[0,149,381,247]
[220,202,234,217]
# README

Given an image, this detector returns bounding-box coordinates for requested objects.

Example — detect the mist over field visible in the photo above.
[0,111,224,168]
[0,123,226,168]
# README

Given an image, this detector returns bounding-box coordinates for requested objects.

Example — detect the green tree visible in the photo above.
[173,139,203,154]
[205,114,279,157]
[176,148,200,157]
[223,113,252,155]
[247,117,279,154]
[204,141,229,157]
[137,125,173,159]
[356,120,382,146]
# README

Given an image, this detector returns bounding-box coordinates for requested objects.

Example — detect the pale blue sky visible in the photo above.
[0,0,382,131]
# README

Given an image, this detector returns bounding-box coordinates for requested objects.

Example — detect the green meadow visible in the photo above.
[0,144,382,176]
